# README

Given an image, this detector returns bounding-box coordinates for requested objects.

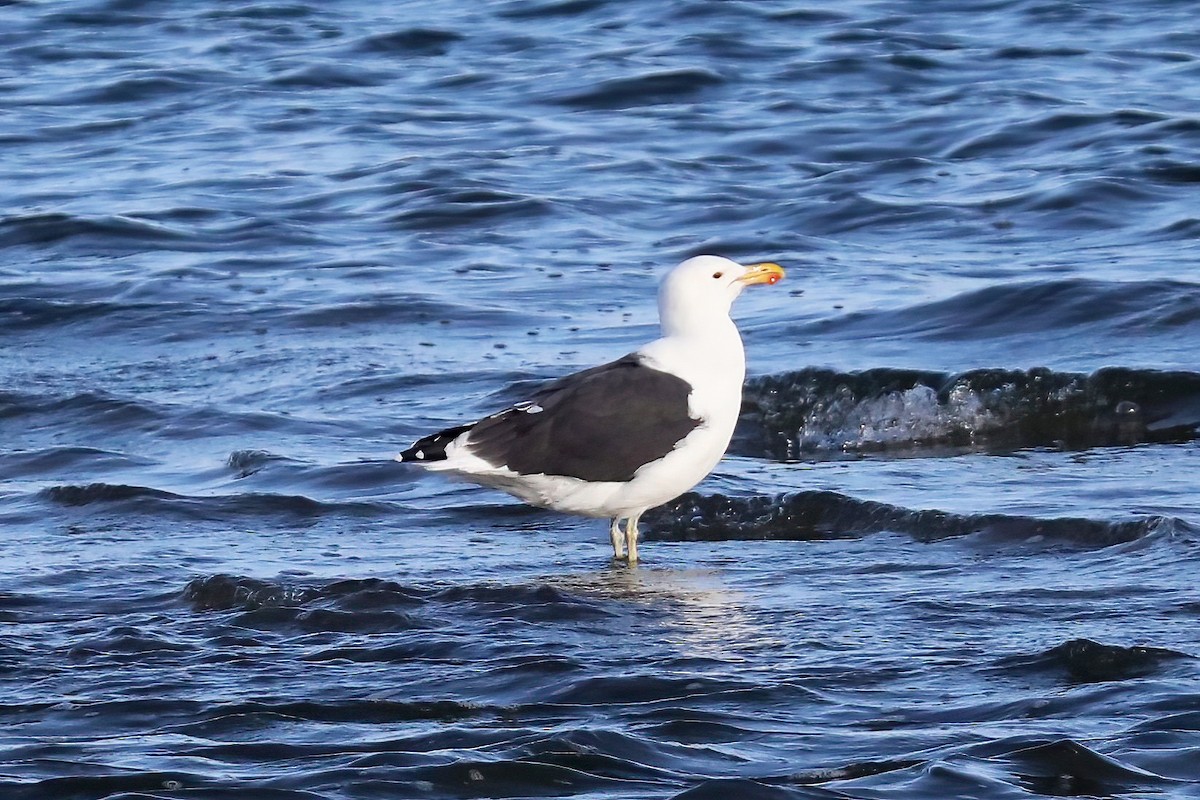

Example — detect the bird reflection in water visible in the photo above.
[548,565,785,660]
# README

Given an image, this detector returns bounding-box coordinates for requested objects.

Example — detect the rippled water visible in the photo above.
[2,1,1199,798]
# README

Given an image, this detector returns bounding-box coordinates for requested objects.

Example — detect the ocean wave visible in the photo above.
[497,0,609,20]
[673,735,1190,798]
[554,67,725,110]
[513,727,700,783]
[183,573,611,621]
[386,186,554,230]
[644,490,1189,548]
[184,574,326,611]
[992,638,1192,683]
[268,61,388,89]
[183,575,428,633]
[737,365,1200,458]
[0,281,496,339]
[179,573,624,641]
[354,28,464,57]
[809,736,1186,800]
[0,211,190,249]
[540,673,773,707]
[225,449,287,478]
[0,209,323,257]
[1,772,205,800]
[799,279,1200,342]
[674,776,892,799]
[0,296,178,332]
[0,391,160,429]
[1144,158,1200,185]
[944,108,1171,161]
[41,483,177,507]
[0,389,343,445]
[0,446,152,480]
[62,71,219,106]
[40,483,389,519]
[279,295,514,328]
[998,737,1182,797]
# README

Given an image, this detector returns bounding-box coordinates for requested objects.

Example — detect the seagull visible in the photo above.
[397,255,785,563]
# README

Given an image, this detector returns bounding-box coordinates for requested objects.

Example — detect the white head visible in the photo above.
[657,255,785,338]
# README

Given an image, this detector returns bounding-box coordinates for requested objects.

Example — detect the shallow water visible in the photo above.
[2,1,1199,798]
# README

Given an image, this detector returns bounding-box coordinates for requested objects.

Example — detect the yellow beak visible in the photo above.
[736,262,785,286]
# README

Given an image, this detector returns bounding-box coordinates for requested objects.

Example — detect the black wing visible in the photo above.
[398,423,473,463]
[465,354,700,482]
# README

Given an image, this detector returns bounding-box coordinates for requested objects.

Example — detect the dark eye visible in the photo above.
[712,271,723,279]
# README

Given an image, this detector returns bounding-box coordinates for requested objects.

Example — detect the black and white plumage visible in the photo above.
[397,255,785,562]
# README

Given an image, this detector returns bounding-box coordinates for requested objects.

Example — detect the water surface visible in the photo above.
[2,1,1199,798]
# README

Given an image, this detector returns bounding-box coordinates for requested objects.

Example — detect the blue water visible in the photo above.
[2,1,1199,798]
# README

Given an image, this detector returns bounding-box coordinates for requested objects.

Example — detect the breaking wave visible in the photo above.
[645,490,1191,547]
[737,366,1200,459]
